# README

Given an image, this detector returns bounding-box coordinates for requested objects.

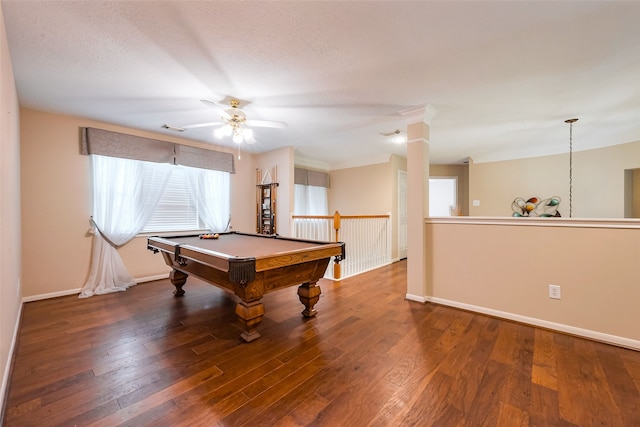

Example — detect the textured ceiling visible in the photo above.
[2,1,640,169]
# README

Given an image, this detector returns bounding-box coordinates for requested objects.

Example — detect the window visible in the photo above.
[142,166,204,233]
[294,167,330,216]
[82,128,233,297]
[294,184,329,215]
[90,155,229,235]
[141,165,230,234]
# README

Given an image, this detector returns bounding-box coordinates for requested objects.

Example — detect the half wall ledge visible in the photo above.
[425,216,640,230]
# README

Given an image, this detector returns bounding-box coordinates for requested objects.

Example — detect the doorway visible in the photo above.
[429,177,458,216]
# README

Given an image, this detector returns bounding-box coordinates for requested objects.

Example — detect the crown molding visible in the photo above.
[398,103,438,125]
[294,156,332,171]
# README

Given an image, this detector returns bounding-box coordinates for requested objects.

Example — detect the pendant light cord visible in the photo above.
[565,118,578,218]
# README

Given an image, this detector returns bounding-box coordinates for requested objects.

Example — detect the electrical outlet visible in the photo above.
[548,284,561,299]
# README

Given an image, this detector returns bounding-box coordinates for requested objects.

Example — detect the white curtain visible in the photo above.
[185,166,231,232]
[294,184,329,215]
[79,155,173,298]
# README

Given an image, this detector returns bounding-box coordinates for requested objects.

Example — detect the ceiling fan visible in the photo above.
[163,99,287,144]
[380,129,406,144]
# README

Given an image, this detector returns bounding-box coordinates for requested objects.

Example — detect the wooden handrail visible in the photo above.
[291,214,391,220]
[291,212,391,233]
[291,211,392,280]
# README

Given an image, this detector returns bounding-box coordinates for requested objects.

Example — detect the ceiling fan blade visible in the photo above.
[245,133,257,144]
[201,99,232,119]
[246,119,288,129]
[181,122,224,129]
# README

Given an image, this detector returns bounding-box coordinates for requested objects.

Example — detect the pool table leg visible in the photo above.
[298,281,321,317]
[169,269,188,297]
[235,300,265,343]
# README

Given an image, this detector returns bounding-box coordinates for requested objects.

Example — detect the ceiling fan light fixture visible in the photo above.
[228,109,246,121]
[392,135,406,144]
[182,98,287,145]
[380,129,401,137]
[381,129,406,143]
[214,125,232,139]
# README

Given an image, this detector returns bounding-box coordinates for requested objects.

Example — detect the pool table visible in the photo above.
[147,232,345,342]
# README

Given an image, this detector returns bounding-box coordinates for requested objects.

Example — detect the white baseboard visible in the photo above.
[21,273,170,303]
[341,261,394,280]
[22,288,81,303]
[406,293,428,303]
[1,302,23,416]
[408,295,640,351]
[136,273,169,283]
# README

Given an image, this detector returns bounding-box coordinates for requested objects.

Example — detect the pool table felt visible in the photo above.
[169,233,333,259]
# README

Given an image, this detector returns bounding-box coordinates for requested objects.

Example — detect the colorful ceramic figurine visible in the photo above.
[512,196,560,217]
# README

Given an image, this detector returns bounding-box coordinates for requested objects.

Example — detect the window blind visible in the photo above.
[142,167,204,233]
[294,167,330,187]
[81,127,235,174]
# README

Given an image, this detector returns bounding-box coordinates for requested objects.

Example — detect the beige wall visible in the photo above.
[575,141,640,218]
[329,160,396,258]
[633,169,640,218]
[19,108,257,298]
[469,140,640,218]
[0,3,22,411]
[329,161,393,215]
[469,154,567,216]
[426,218,640,345]
[328,158,469,219]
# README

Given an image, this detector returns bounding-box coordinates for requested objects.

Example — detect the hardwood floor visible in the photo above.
[2,260,639,426]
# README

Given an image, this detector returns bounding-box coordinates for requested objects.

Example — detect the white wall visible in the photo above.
[0,3,22,413]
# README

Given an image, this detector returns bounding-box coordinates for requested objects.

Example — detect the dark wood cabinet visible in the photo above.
[257,183,278,234]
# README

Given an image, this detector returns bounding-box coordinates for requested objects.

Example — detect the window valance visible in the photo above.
[294,167,330,188]
[80,127,235,174]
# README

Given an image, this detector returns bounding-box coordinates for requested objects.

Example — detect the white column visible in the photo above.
[401,104,437,302]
